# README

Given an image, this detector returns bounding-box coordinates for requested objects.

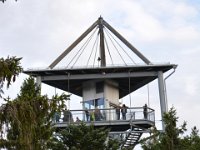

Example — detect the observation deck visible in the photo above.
[23,17,177,149]
[53,107,155,132]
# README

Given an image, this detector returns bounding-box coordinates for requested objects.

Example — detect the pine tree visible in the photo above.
[50,123,120,150]
[141,107,187,150]
[180,126,200,150]
[0,77,68,150]
[140,107,200,150]
[0,56,22,97]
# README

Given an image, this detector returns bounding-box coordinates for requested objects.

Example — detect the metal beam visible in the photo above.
[41,71,157,81]
[49,20,99,69]
[102,20,151,65]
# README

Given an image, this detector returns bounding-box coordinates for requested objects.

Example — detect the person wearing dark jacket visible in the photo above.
[121,104,127,120]
[116,106,121,120]
[143,104,148,119]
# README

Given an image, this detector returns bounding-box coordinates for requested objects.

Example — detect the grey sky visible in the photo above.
[1,1,200,149]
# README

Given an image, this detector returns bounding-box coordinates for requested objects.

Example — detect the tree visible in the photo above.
[49,123,120,150]
[140,107,200,150]
[179,126,200,150]
[0,56,22,97]
[0,77,68,150]
[0,0,17,3]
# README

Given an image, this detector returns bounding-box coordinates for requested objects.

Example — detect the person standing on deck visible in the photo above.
[116,105,121,120]
[121,104,127,120]
[63,107,73,122]
[85,108,90,121]
[94,107,102,121]
[143,104,148,119]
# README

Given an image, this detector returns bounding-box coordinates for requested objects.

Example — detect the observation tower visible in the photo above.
[24,17,177,149]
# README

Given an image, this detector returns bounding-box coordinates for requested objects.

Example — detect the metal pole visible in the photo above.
[147,84,150,107]
[158,71,167,131]
[98,17,106,67]
[128,72,132,108]
[68,73,70,109]
[36,76,41,94]
[164,68,176,112]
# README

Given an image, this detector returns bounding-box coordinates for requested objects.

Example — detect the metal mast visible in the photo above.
[48,17,151,69]
[98,17,106,67]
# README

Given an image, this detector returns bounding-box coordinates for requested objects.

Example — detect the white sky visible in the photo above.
[1,0,200,149]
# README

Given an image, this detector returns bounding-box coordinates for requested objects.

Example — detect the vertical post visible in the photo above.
[67,73,70,109]
[158,71,167,131]
[98,17,106,67]
[36,76,41,94]
[128,72,132,109]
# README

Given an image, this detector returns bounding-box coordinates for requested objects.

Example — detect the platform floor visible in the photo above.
[53,119,154,132]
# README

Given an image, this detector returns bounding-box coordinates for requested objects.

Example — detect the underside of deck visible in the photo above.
[53,119,154,132]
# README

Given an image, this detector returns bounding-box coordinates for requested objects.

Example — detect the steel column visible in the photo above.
[98,17,106,67]
[158,71,167,131]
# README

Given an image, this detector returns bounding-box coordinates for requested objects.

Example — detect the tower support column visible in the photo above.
[158,71,167,131]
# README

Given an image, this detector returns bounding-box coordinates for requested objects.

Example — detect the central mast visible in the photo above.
[98,17,106,67]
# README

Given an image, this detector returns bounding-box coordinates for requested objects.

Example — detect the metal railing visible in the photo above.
[52,107,155,124]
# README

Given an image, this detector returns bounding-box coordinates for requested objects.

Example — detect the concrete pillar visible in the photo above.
[158,71,167,131]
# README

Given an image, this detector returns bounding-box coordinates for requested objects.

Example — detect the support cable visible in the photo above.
[67,27,98,68]
[104,35,114,65]
[72,27,98,67]
[128,71,132,109]
[147,84,150,107]
[104,28,127,65]
[71,31,95,67]
[105,28,136,65]
[93,32,100,67]
[67,72,70,109]
[86,31,99,67]
[164,67,176,112]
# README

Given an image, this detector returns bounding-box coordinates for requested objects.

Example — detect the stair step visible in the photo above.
[121,127,145,148]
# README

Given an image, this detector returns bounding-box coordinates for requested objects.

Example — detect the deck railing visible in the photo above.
[52,107,155,124]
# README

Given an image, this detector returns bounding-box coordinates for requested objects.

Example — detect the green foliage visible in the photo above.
[50,123,120,150]
[160,107,187,150]
[18,77,40,98]
[141,107,200,150]
[0,77,68,150]
[0,56,22,97]
[179,126,200,150]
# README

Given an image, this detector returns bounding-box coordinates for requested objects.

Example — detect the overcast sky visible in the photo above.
[1,0,200,148]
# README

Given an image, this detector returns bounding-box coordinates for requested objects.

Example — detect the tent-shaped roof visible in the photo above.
[24,17,177,98]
